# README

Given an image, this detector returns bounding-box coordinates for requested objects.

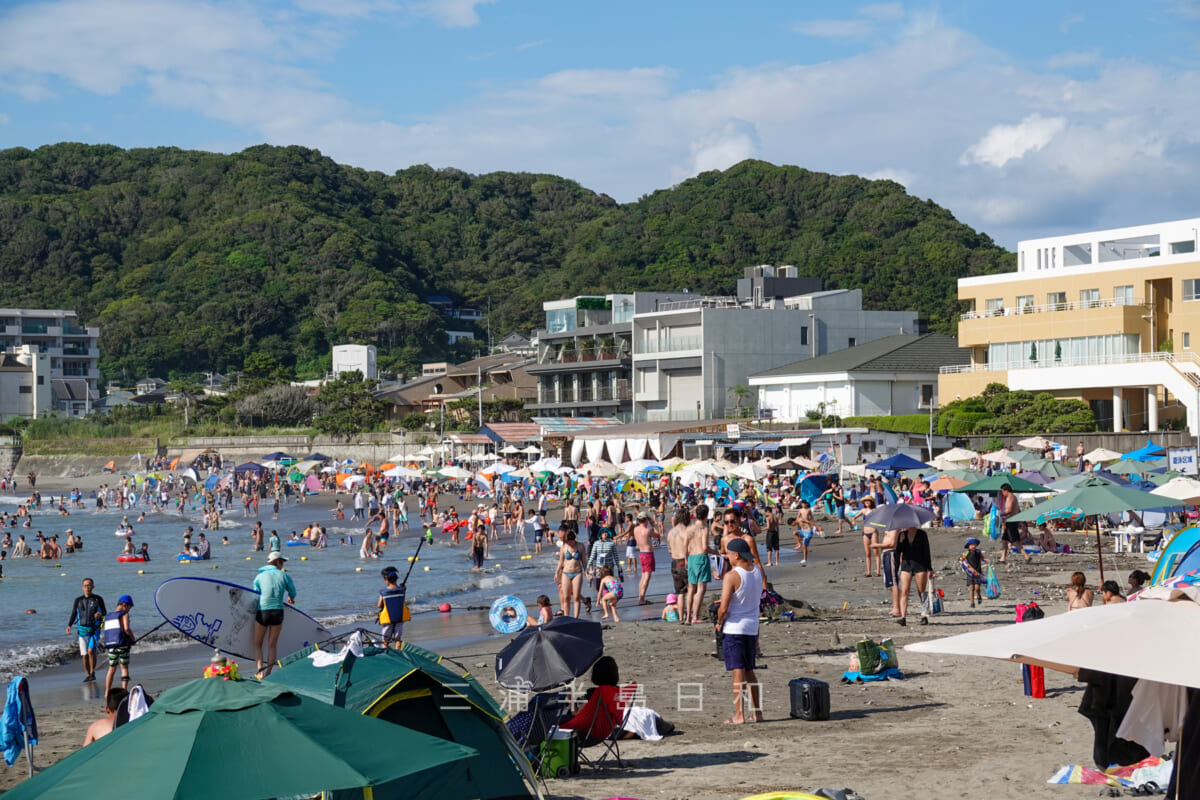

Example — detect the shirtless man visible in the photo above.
[561,501,579,537]
[666,508,691,623]
[632,511,655,605]
[791,500,822,565]
[84,688,127,745]
[871,527,902,618]
[685,508,715,624]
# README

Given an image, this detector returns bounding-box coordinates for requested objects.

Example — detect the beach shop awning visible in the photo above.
[754,442,781,452]
[777,437,810,448]
[728,442,756,452]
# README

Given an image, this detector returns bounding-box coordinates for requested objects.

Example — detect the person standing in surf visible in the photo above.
[67,577,106,683]
[252,551,296,679]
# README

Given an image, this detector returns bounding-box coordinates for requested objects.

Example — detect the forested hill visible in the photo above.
[0,143,1012,381]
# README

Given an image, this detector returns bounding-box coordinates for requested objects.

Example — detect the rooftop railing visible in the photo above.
[940,350,1200,374]
[960,296,1145,321]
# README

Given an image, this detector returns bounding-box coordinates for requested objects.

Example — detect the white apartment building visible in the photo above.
[0,309,100,415]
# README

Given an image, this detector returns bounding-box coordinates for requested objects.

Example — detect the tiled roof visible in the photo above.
[751,334,966,379]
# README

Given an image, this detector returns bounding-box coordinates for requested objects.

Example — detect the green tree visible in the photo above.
[312,370,386,438]
[728,384,752,417]
[168,379,204,429]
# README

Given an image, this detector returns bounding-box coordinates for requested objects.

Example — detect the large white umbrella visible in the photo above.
[437,465,473,480]
[906,583,1200,688]
[500,444,522,454]
[1083,447,1123,464]
[520,445,542,455]
[730,461,769,482]
[1018,436,1061,450]
[687,460,728,478]
[935,447,978,463]
[527,457,563,473]
[622,458,662,476]
[1152,476,1200,506]
[577,460,623,478]
[980,449,1019,465]
[382,465,422,479]
[478,462,516,476]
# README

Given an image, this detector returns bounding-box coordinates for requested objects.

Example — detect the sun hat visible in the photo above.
[964,537,981,547]
[636,510,650,520]
[118,594,133,606]
[666,593,678,604]
[267,550,288,562]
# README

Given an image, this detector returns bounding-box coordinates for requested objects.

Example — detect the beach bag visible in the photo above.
[922,573,943,616]
[855,638,882,675]
[878,637,900,671]
[985,564,1001,599]
[983,506,1001,540]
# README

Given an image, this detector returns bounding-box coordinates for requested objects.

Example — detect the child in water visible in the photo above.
[598,565,623,621]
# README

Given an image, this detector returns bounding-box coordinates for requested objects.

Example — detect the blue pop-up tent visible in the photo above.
[867,453,932,473]
[1123,440,1167,462]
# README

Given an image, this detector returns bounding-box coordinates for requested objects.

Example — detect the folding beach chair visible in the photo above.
[508,692,572,781]
[577,691,627,771]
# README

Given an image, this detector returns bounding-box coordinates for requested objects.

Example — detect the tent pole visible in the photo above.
[1096,517,1106,585]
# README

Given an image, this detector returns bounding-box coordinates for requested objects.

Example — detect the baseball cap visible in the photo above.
[726,538,752,559]
[636,511,650,520]
[118,594,134,606]
[267,550,288,563]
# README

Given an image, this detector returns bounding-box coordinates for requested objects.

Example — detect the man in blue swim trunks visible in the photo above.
[684,512,714,624]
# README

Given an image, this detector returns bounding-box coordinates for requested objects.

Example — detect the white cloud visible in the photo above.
[859,3,904,22]
[793,19,876,39]
[414,0,494,27]
[678,120,760,180]
[961,114,1068,168]
[1047,50,1100,69]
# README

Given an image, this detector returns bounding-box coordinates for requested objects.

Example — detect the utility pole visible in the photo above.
[478,366,484,428]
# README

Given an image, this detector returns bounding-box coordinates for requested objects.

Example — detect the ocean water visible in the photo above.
[0,494,575,679]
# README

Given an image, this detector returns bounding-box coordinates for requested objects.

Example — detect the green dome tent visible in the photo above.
[267,638,538,800]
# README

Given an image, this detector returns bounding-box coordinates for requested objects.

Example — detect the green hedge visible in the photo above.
[842,415,932,434]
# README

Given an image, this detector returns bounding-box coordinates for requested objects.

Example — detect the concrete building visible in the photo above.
[939,217,1200,434]
[750,334,965,422]
[0,346,52,419]
[0,308,100,397]
[332,344,377,381]
[526,293,693,420]
[631,267,920,422]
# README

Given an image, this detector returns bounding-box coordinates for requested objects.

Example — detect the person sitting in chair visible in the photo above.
[560,656,625,740]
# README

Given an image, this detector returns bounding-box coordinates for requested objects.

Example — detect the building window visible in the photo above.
[920,384,934,407]
[1185,332,1192,349]
[1184,279,1200,302]
[1047,292,1067,309]
[848,337,856,347]
[18,386,31,394]
[1114,285,1135,305]
[1172,241,1196,255]
[1080,288,1100,308]
[1016,295,1034,312]
[985,298,1004,314]
[36,376,44,385]
[800,326,808,346]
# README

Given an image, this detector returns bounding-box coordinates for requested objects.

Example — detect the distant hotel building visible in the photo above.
[939,217,1200,433]
[0,308,99,417]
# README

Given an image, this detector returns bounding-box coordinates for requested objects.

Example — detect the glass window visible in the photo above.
[1047,292,1067,309]
[546,308,575,334]
[1185,332,1192,349]
[18,386,31,394]
[1080,288,1100,308]
[1114,285,1135,305]
[1184,279,1200,302]
[1016,295,1034,311]
[985,298,1004,314]
[800,326,808,346]
[848,337,856,347]
[1171,240,1196,255]
[920,384,934,406]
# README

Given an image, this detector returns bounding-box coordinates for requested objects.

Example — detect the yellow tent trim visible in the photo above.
[362,668,503,722]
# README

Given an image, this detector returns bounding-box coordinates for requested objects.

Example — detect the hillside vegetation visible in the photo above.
[0,143,1013,381]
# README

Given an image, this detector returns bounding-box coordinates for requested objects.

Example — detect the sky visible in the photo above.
[2,0,1200,248]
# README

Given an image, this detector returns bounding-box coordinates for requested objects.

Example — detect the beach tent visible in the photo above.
[233,462,266,478]
[867,453,931,472]
[268,640,536,800]
[1123,440,1167,462]
[1018,436,1062,450]
[798,473,835,505]
[1151,526,1200,584]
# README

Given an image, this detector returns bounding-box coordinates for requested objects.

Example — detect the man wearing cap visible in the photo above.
[632,510,656,605]
[715,537,763,724]
[252,551,297,679]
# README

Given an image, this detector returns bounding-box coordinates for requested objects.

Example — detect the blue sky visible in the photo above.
[2,0,1200,247]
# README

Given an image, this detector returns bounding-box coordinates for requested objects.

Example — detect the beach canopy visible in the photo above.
[1123,440,1167,462]
[1,677,476,800]
[495,616,604,693]
[1152,477,1200,506]
[269,640,535,800]
[1026,459,1074,479]
[928,475,970,491]
[575,460,623,478]
[1153,527,1200,584]
[1082,447,1123,464]
[303,452,332,461]
[867,453,932,473]
[233,461,266,477]
[952,474,1050,494]
[262,451,295,462]
[906,580,1200,689]
[979,449,1019,465]
[1108,458,1166,475]
[1017,436,1062,450]
[863,502,936,530]
[730,461,770,482]
[1009,476,1176,523]
[934,447,978,464]
[437,465,473,480]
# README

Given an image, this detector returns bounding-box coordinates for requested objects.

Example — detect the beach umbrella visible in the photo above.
[520,445,541,455]
[862,502,937,531]
[934,447,978,464]
[178,467,199,484]
[1082,447,1123,464]
[622,458,662,476]
[302,452,331,462]
[0,678,476,800]
[304,475,322,492]
[731,461,769,482]
[438,466,473,480]
[1108,458,1163,475]
[494,616,605,693]
[1017,436,1062,451]
[1026,459,1073,479]
[1123,439,1167,462]
[979,449,1020,465]
[382,465,421,479]
[500,444,522,454]
[928,475,969,491]
[576,460,623,478]
[659,456,688,472]
[906,579,1200,689]
[951,474,1050,494]
[478,462,516,476]
[1152,476,1200,506]
[262,451,295,462]
[1015,470,1051,486]
[866,453,932,472]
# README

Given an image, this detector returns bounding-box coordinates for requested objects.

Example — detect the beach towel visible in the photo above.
[985,564,1001,599]
[1,676,37,767]
[1047,756,1171,789]
[841,667,902,683]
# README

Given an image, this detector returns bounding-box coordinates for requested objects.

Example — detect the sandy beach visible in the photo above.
[0,468,1154,799]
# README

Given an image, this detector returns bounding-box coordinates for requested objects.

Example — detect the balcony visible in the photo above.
[957,298,1149,348]
[528,343,631,373]
[62,324,92,336]
[642,409,705,422]
[636,335,702,355]
[63,347,98,358]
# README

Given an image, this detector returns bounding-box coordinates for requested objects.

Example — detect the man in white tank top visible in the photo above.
[715,538,764,724]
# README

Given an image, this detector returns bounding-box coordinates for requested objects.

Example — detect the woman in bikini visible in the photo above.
[555,530,586,617]
[1066,571,1094,611]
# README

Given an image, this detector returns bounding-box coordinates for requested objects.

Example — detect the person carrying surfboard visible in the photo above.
[252,551,296,679]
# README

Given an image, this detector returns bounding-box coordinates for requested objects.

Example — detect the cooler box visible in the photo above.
[789,677,831,721]
[539,729,579,778]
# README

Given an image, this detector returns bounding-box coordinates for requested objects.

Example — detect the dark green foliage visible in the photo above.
[0,145,1012,381]
[938,382,1098,435]
[843,414,930,434]
[312,370,386,438]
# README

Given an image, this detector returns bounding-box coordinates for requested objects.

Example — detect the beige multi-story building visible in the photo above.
[939,217,1200,434]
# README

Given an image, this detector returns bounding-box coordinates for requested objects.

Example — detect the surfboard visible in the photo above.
[154,576,330,661]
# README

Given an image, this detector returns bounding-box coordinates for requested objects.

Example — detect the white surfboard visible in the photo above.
[154,576,330,662]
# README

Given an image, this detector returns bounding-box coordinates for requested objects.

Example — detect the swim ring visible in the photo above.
[117,555,147,563]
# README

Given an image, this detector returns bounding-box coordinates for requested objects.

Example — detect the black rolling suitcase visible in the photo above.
[789,677,830,721]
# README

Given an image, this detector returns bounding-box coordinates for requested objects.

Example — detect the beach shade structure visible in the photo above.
[1152,527,1200,584]
[928,475,970,492]
[863,502,937,531]
[500,444,522,454]
[233,461,267,478]
[1010,476,1179,583]
[906,579,1200,689]
[951,474,1051,495]
[935,447,979,464]
[622,458,662,476]
[478,461,517,477]
[1015,470,1052,486]
[437,465,473,481]
[979,449,1020,465]
[1109,458,1166,475]
[303,452,332,461]
[659,456,688,472]
[0,678,477,800]
[1152,476,1200,506]
[341,474,366,490]
[304,474,322,492]
[262,451,295,462]
[576,460,624,478]
[520,445,541,455]
[495,616,604,693]
[866,453,932,473]
[1124,440,1168,462]
[1083,447,1124,464]
[731,461,770,482]
[268,639,537,800]
[177,467,199,484]
[382,465,422,479]
[1018,435,1062,451]
[1027,459,1074,479]
[1007,449,1043,465]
